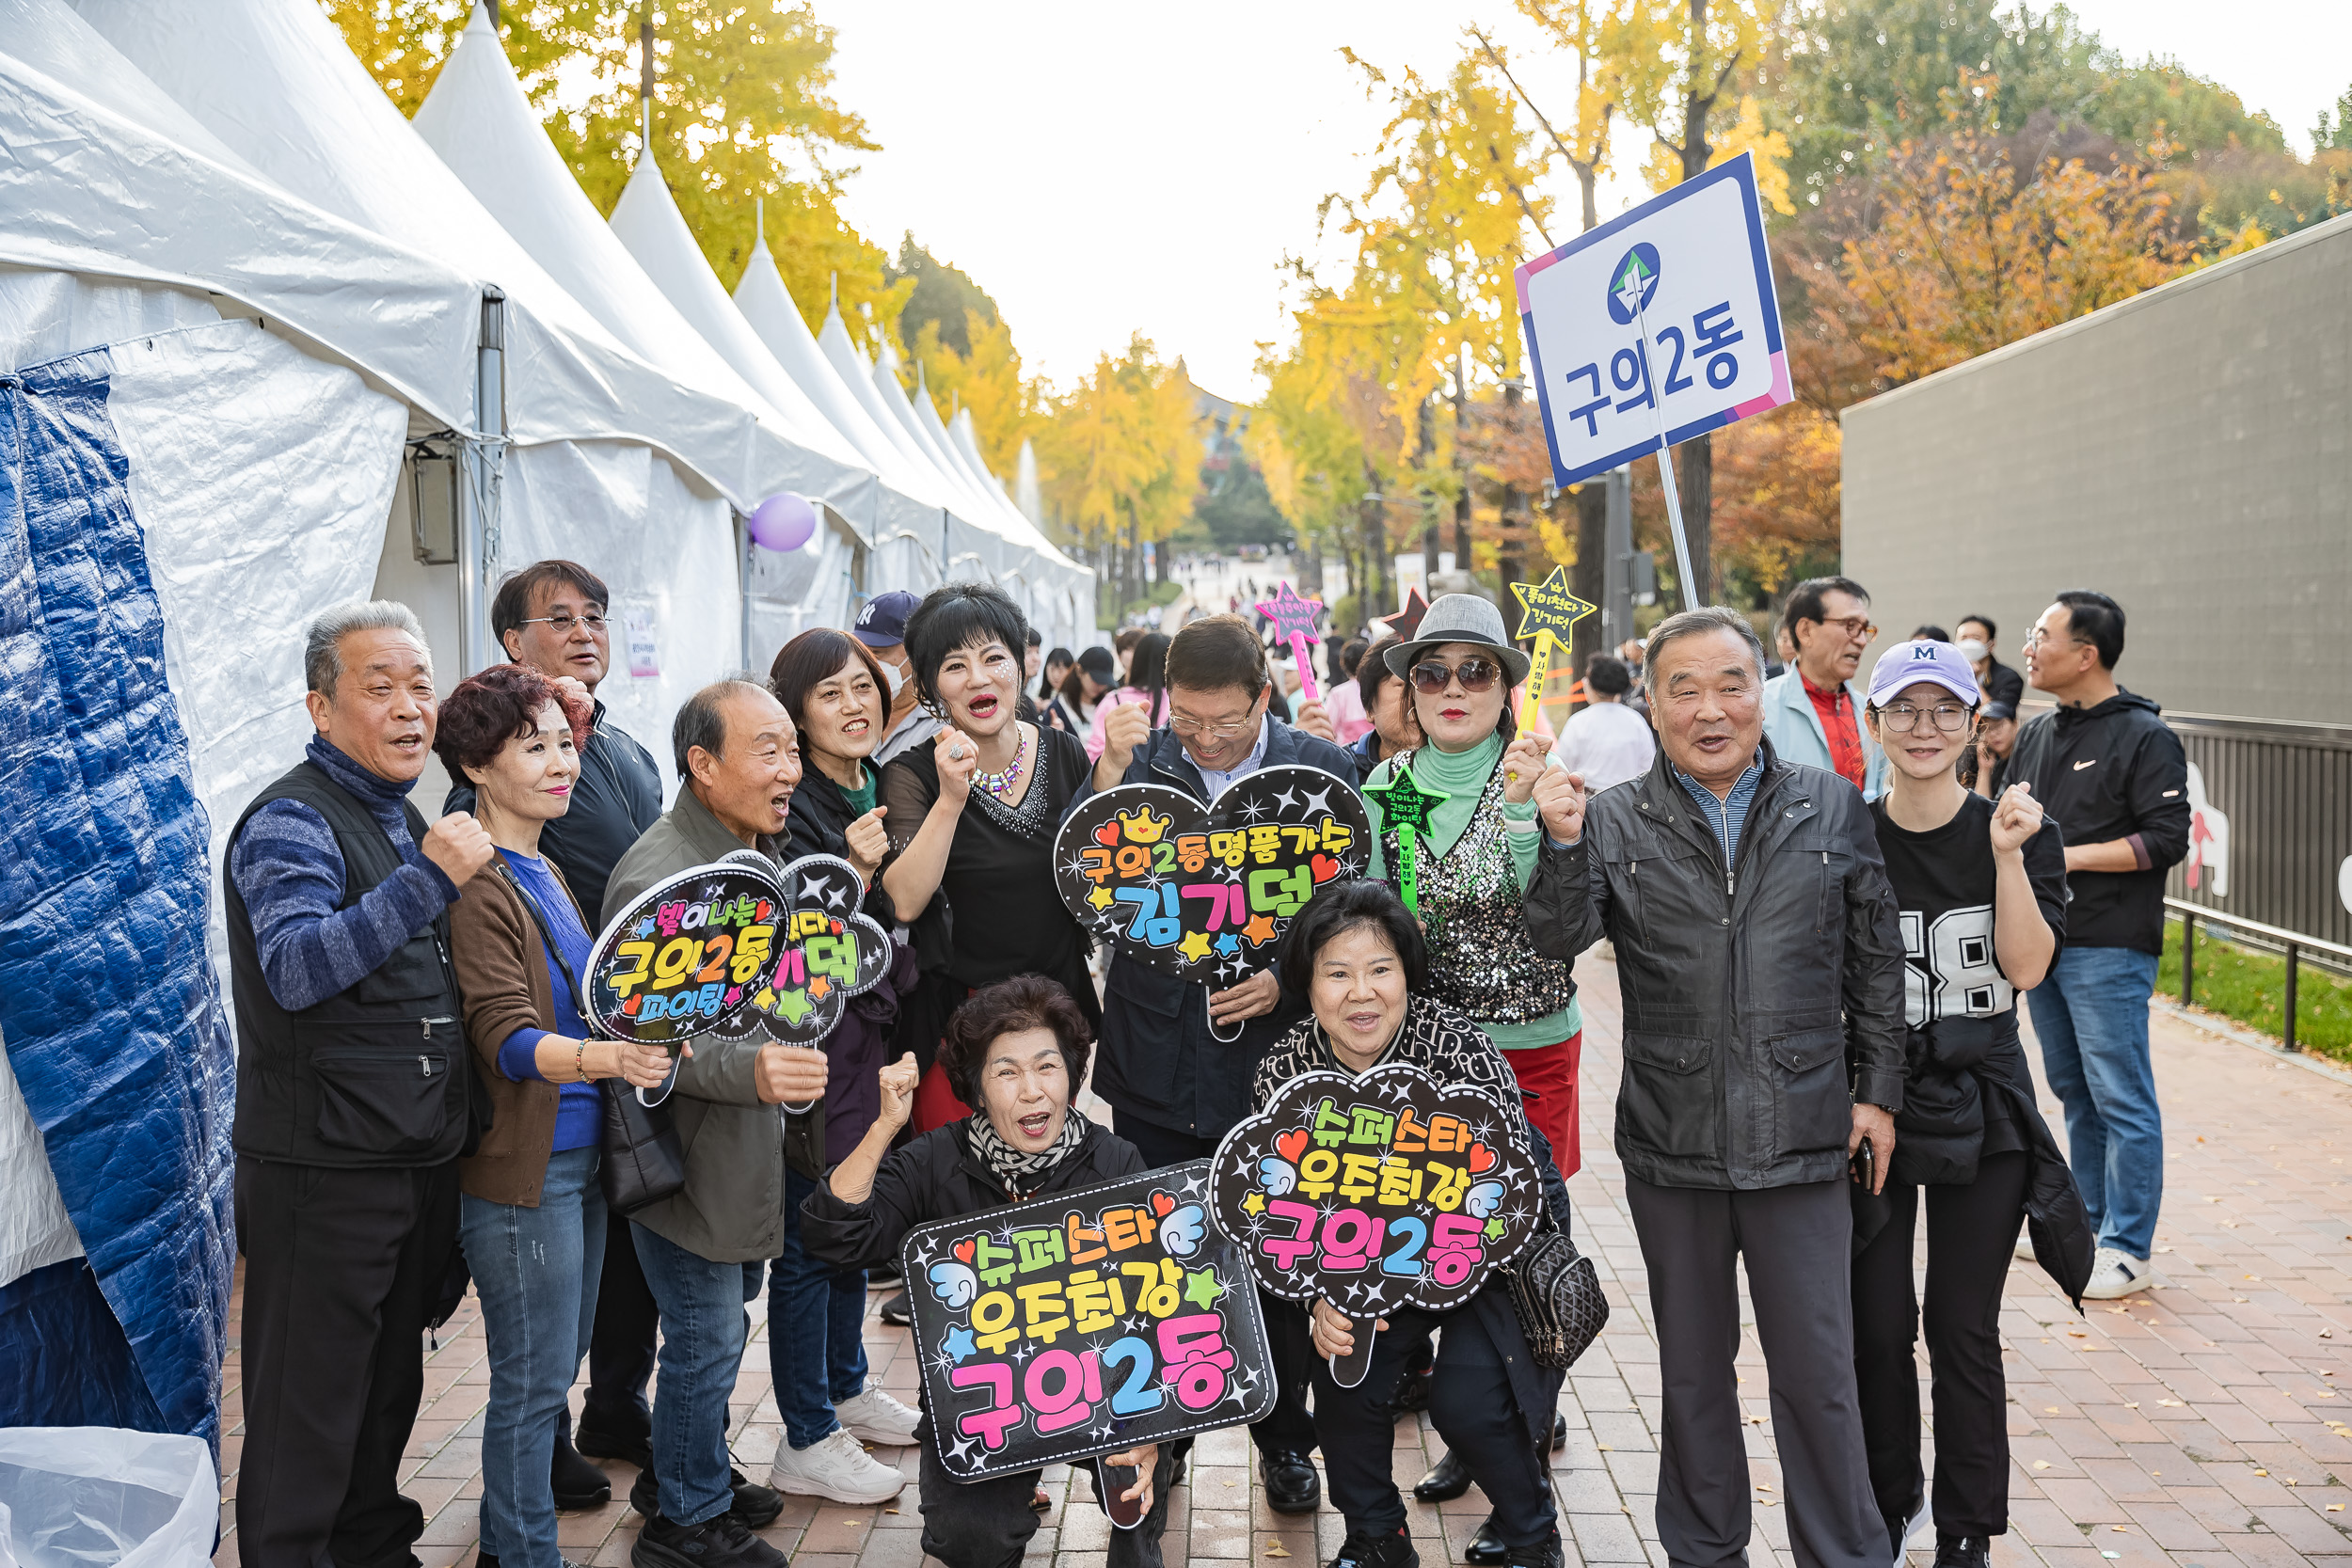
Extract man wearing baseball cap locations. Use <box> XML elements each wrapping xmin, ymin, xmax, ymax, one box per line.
<box><xmin>852</xmin><ymin>591</ymin><xmax>940</xmax><ymax>767</ymax></box>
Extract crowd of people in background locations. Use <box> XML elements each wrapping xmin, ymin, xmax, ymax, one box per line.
<box><xmin>221</xmin><ymin>556</ymin><xmax>2189</xmax><ymax>1568</ymax></box>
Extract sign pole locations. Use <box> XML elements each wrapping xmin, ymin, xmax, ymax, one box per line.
<box><xmin>1517</xmin><ymin>634</ymin><xmax>1557</xmax><ymax>733</ymax></box>
<box><xmin>1631</xmin><ymin>292</ymin><xmax>1699</xmax><ymax>610</ymax></box>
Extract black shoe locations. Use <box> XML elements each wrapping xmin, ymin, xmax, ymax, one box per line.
<box><xmin>1412</xmin><ymin>1448</ymin><xmax>1470</xmax><ymax>1502</ymax></box>
<box><xmin>1550</xmin><ymin>1413</ymin><xmax>1567</xmax><ymax>1451</ymax></box>
<box><xmin>1931</xmin><ymin>1535</ymin><xmax>1990</xmax><ymax>1568</ymax></box>
<box><xmin>1030</xmin><ymin>1483</ymin><xmax>1053</xmax><ymax>1513</ymax></box>
<box><xmin>552</xmin><ymin>1431</ymin><xmax>612</xmax><ymax>1510</ymax></box>
<box><xmin>1464</xmin><ymin>1512</ymin><xmax>1506</xmax><ymax>1565</ymax></box>
<box><xmin>629</xmin><ymin>1468</ymin><xmax>782</xmax><ymax>1530</ymax></box>
<box><xmin>866</xmin><ymin>1258</ymin><xmax>902</xmax><ymax>1282</ymax></box>
<box><xmin>630</xmin><ymin>1511</ymin><xmax>786</xmax><ymax>1568</ymax></box>
<box><xmin>1261</xmin><ymin>1448</ymin><xmax>1321</xmax><ymax>1513</ymax></box>
<box><xmin>877</xmin><ymin>1291</ymin><xmax>912</xmax><ymax>1327</ymax></box>
<box><xmin>575</xmin><ymin>1418</ymin><xmax>655</xmax><ymax>1473</ymax></box>
<box><xmin>1391</xmin><ymin>1365</ymin><xmax>1432</xmax><ymax>1415</ymax></box>
<box><xmin>1503</xmin><ymin>1531</ymin><xmax>1564</xmax><ymax>1568</ymax></box>
<box><xmin>476</xmin><ymin>1556</ymin><xmax>498</xmax><ymax>1568</ymax></box>
<box><xmin>1328</xmin><ymin>1526</ymin><xmax>1418</xmax><ymax>1568</ymax></box>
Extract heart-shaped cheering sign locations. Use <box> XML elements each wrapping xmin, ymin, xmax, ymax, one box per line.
<box><xmin>585</xmin><ymin>851</ymin><xmax>890</xmax><ymax>1046</ymax></box>
<box><xmin>1209</xmin><ymin>1063</ymin><xmax>1542</xmax><ymax>1386</ymax></box>
<box><xmin>1053</xmin><ymin>764</ymin><xmax>1371</xmax><ymax>983</ymax></box>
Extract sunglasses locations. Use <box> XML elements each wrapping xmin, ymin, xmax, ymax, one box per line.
<box><xmin>1410</xmin><ymin>657</ymin><xmax>1502</xmax><ymax>695</ymax></box>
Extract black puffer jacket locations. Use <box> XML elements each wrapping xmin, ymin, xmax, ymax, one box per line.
<box><xmin>1523</xmin><ymin>740</ymin><xmax>1906</xmax><ymax>1190</ymax></box>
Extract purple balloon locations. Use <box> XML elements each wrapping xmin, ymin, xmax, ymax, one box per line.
<box><xmin>747</xmin><ymin>492</ymin><xmax>818</xmax><ymax>552</ymax></box>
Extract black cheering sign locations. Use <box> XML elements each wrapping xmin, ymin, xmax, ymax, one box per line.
<box><xmin>1210</xmin><ymin>1064</ymin><xmax>1543</xmax><ymax>1386</ymax></box>
<box><xmin>584</xmin><ymin>851</ymin><xmax>892</xmax><ymax>1047</ymax></box>
<box><xmin>899</xmin><ymin>1160</ymin><xmax>1276</xmax><ymax>1483</ymax></box>
<box><xmin>1053</xmin><ymin>765</ymin><xmax>1372</xmax><ymax>984</ymax></box>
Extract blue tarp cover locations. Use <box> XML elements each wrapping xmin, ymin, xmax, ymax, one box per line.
<box><xmin>0</xmin><ymin>353</ymin><xmax>235</xmax><ymax>1443</ymax></box>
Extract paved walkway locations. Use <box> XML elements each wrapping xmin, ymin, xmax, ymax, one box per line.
<box><xmin>211</xmin><ymin>958</ymin><xmax>2352</xmax><ymax>1568</ymax></box>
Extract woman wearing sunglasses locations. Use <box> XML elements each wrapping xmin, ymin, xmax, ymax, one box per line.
<box><xmin>1360</xmin><ymin>595</ymin><xmax>1580</xmax><ymax>1556</ymax></box>
<box><xmin>1850</xmin><ymin>640</ymin><xmax>2090</xmax><ymax>1568</ymax></box>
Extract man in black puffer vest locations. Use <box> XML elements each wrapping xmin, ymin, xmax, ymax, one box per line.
<box><xmin>226</xmin><ymin>602</ymin><xmax>495</xmax><ymax>1568</ymax></box>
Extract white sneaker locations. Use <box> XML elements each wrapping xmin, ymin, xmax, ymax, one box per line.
<box><xmin>2013</xmin><ymin>1232</ymin><xmax>2037</xmax><ymax>1262</ymax></box>
<box><xmin>768</xmin><ymin>1427</ymin><xmax>907</xmax><ymax>1504</ymax></box>
<box><xmin>833</xmin><ymin>1383</ymin><xmax>920</xmax><ymax>1446</ymax></box>
<box><xmin>2080</xmin><ymin>1247</ymin><xmax>2155</xmax><ymax>1300</ymax></box>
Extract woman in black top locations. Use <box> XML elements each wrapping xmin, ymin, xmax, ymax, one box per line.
<box><xmin>1850</xmin><ymin>641</ymin><xmax>2091</xmax><ymax>1568</ymax></box>
<box><xmin>880</xmin><ymin>585</ymin><xmax>1098</xmax><ymax>1132</ymax></box>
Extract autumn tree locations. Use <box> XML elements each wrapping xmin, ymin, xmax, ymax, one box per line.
<box><xmin>1036</xmin><ymin>338</ymin><xmax>1200</xmax><ymax>620</ymax></box>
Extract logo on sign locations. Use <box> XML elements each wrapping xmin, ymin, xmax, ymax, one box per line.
<box><xmin>1605</xmin><ymin>244</ymin><xmax>1661</xmax><ymax>325</ymax></box>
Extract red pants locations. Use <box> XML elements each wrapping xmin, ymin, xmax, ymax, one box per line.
<box><xmin>1503</xmin><ymin>1030</ymin><xmax>1582</xmax><ymax>1179</ymax></box>
<box><xmin>913</xmin><ymin>1058</ymin><xmax>973</xmax><ymax>1134</ymax></box>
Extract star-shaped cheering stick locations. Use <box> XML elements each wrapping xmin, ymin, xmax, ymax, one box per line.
<box><xmin>1362</xmin><ymin>760</ymin><xmax>1448</xmax><ymax>915</ymax></box>
<box><xmin>1254</xmin><ymin>580</ymin><xmax>1327</xmax><ymax>704</ymax></box>
<box><xmin>1376</xmin><ymin>586</ymin><xmax>1430</xmax><ymax>642</ymax></box>
<box><xmin>1509</xmin><ymin>565</ymin><xmax>1597</xmax><ymax>735</ymax></box>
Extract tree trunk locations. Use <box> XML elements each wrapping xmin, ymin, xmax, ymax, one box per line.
<box><xmin>1677</xmin><ymin>437</ymin><xmax>1714</xmax><ymax>607</ymax></box>
<box><xmin>1572</xmin><ymin>481</ymin><xmax>1607</xmax><ymax>674</ymax></box>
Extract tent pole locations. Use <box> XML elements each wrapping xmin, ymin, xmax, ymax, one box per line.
<box><xmin>460</xmin><ymin>287</ymin><xmax>507</xmax><ymax>676</ymax></box>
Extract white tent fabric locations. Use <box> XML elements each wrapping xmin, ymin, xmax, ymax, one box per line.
<box><xmin>1016</xmin><ymin>437</ymin><xmax>1043</xmax><ymax>524</ymax></box>
<box><xmin>413</xmin><ymin>6</ymin><xmax>870</xmax><ymax>512</ymax></box>
<box><xmin>2</xmin><ymin>0</ymin><xmax>480</xmax><ymax>426</ymax></box>
<box><xmin>66</xmin><ymin>0</ymin><xmax>763</xmax><ymax>502</ymax></box>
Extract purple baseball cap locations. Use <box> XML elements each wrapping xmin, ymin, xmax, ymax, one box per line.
<box><xmin>1868</xmin><ymin>640</ymin><xmax>1981</xmax><ymax>707</ymax></box>
<box><xmin>852</xmin><ymin>590</ymin><xmax>923</xmax><ymax>648</ymax></box>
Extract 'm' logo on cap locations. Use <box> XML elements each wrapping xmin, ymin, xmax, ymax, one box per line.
<box><xmin>1911</xmin><ymin>644</ymin><xmax>1938</xmax><ymax>658</ymax></box>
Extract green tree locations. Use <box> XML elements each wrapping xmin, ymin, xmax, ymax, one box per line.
<box><xmin>2318</xmin><ymin>83</ymin><xmax>2352</xmax><ymax>151</ymax></box>
<box><xmin>890</xmin><ymin>236</ymin><xmax>1001</xmax><ymax>359</ymax></box>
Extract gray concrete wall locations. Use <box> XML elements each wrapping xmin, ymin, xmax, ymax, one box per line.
<box><xmin>1840</xmin><ymin>211</ymin><xmax>2352</xmax><ymax>725</ymax></box>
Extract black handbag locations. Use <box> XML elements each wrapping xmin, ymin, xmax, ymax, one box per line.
<box><xmin>492</xmin><ymin>860</ymin><xmax>686</xmax><ymax>1216</ymax></box>
<box><xmin>1502</xmin><ymin>1219</ymin><xmax>1612</xmax><ymax>1372</ymax></box>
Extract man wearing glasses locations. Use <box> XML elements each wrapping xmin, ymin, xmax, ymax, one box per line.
<box><xmin>1076</xmin><ymin>611</ymin><xmax>1355</xmax><ymax>1517</ymax></box>
<box><xmin>1762</xmin><ymin>576</ymin><xmax>1889</xmax><ymax>800</ymax></box>
<box><xmin>448</xmin><ymin>560</ymin><xmax>667</xmax><ymax>1495</ymax></box>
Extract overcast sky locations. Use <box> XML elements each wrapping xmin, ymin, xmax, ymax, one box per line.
<box><xmin>825</xmin><ymin>1</ymin><xmax>2352</xmax><ymax>399</ymax></box>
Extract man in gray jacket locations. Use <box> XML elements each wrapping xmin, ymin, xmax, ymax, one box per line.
<box><xmin>605</xmin><ymin>679</ymin><xmax>830</xmax><ymax>1568</ymax></box>
<box><xmin>1524</xmin><ymin>607</ymin><xmax>1907</xmax><ymax>1568</ymax></box>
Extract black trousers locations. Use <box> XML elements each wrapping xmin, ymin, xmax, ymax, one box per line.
<box><xmin>233</xmin><ymin>1157</ymin><xmax>459</xmax><ymax>1568</ymax></box>
<box><xmin>1116</xmin><ymin>1115</ymin><xmax>1319</xmax><ymax>1459</ymax></box>
<box><xmin>580</xmin><ymin>1203</ymin><xmax>660</xmax><ymax>1439</ymax></box>
<box><xmin>1312</xmin><ymin>1299</ymin><xmax>1556</xmax><ymax>1546</ymax></box>
<box><xmin>1851</xmin><ymin>1151</ymin><xmax>2029</xmax><ymax>1542</ymax></box>
<box><xmin>916</xmin><ymin>1430</ymin><xmax>1174</xmax><ymax>1568</ymax></box>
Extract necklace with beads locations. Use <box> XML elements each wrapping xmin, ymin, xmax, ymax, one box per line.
<box><xmin>974</xmin><ymin>726</ymin><xmax>1029</xmax><ymax>800</ymax></box>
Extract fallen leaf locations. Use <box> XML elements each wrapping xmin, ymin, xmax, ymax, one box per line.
<box><xmin>2159</xmin><ymin>1399</ymin><xmax>2183</xmax><ymax>1407</ymax></box>
<box><xmin>2158</xmin><ymin>1246</ymin><xmax>2175</xmax><ymax>1254</ymax></box>
<box><xmin>2330</xmin><ymin>1505</ymin><xmax>2345</xmax><ymax>1513</ymax></box>
<box><xmin>1222</xmin><ymin>1480</ymin><xmax>1237</xmax><ymax>1488</ymax></box>
<box><xmin>2126</xmin><ymin>1402</ymin><xmax>2140</xmax><ymax>1409</ymax></box>
<box><xmin>1759</xmin><ymin>1499</ymin><xmax>1777</xmax><ymax>1508</ymax></box>
<box><xmin>2070</xmin><ymin>1330</ymin><xmax>2089</xmax><ymax>1338</ymax></box>
<box><xmin>884</xmin><ymin>1508</ymin><xmax>898</xmax><ymax>1515</ymax></box>
<box><xmin>1265</xmin><ymin>1545</ymin><xmax>1292</xmax><ymax>1560</ymax></box>
<box><xmin>1597</xmin><ymin>1445</ymin><xmax>1613</xmax><ymax>1451</ymax></box>
<box><xmin>2046</xmin><ymin>1406</ymin><xmax>2062</xmax><ymax>1415</ymax></box>
<box><xmin>2033</xmin><ymin>1460</ymin><xmax>2051</xmax><ymax>1469</ymax></box>
<box><xmin>2255</xmin><ymin>1468</ymin><xmax>2269</xmax><ymax>1476</ymax></box>
<box><xmin>2112</xmin><ymin>1526</ymin><xmax>2130</xmax><ymax>1533</ymax></box>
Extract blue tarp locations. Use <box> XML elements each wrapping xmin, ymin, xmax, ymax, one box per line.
<box><xmin>0</xmin><ymin>353</ymin><xmax>236</xmax><ymax>1445</ymax></box>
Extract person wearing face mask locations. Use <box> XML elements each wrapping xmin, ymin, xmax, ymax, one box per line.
<box><xmin>1953</xmin><ymin>615</ymin><xmax>2025</xmax><ymax>715</ymax></box>
<box><xmin>436</xmin><ymin>666</ymin><xmax>675</xmax><ymax>1568</ymax></box>
<box><xmin>880</xmin><ymin>585</ymin><xmax>1101</xmax><ymax>1138</ymax></box>
<box><xmin>1255</xmin><ymin>881</ymin><xmax>1578</xmax><ymax>1568</ymax></box>
<box><xmin>852</xmin><ymin>591</ymin><xmax>939</xmax><ymax>768</ymax></box>
<box><xmin>800</xmin><ymin>978</ymin><xmax>1172</xmax><ymax>1567</ymax></box>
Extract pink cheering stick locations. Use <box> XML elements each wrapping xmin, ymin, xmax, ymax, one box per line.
<box><xmin>1254</xmin><ymin>581</ymin><xmax>1326</xmax><ymax>704</ymax></box>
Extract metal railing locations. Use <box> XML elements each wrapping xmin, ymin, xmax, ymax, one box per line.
<box><xmin>2167</xmin><ymin>896</ymin><xmax>2352</xmax><ymax>1053</ymax></box>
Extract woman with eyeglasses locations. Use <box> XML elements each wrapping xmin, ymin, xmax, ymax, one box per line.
<box><xmin>880</xmin><ymin>585</ymin><xmax>1101</xmax><ymax>1135</ymax></box>
<box><xmin>1850</xmin><ymin>641</ymin><xmax>2090</xmax><ymax>1568</ymax></box>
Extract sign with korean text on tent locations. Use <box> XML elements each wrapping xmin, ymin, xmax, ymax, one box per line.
<box><xmin>899</xmin><ymin>1159</ymin><xmax>1276</xmax><ymax>1488</ymax></box>
<box><xmin>1515</xmin><ymin>151</ymin><xmax>1790</xmax><ymax>604</ymax></box>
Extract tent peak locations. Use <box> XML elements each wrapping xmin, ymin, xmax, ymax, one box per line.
<box><xmin>637</xmin><ymin>97</ymin><xmax>654</xmax><ymax>167</ymax></box>
<box><xmin>464</xmin><ymin>1</ymin><xmax>494</xmax><ymax>38</ymax></box>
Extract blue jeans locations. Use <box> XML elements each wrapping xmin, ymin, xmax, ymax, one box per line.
<box><xmin>768</xmin><ymin>1165</ymin><xmax>869</xmax><ymax>1450</ymax></box>
<box><xmin>630</xmin><ymin>1220</ymin><xmax>763</xmax><ymax>1527</ymax></box>
<box><xmin>2026</xmin><ymin>945</ymin><xmax>2163</xmax><ymax>1258</ymax></box>
<box><xmin>459</xmin><ymin>1147</ymin><xmax>606</xmax><ymax>1568</ymax></box>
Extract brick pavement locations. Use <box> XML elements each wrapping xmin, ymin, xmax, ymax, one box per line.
<box><xmin>210</xmin><ymin>957</ymin><xmax>2352</xmax><ymax>1568</ymax></box>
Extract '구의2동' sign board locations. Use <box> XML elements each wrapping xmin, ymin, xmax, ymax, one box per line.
<box><xmin>1515</xmin><ymin>152</ymin><xmax>1790</xmax><ymax>491</ymax></box>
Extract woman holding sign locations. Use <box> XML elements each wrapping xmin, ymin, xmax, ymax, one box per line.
<box><xmin>880</xmin><ymin>585</ymin><xmax>1101</xmax><ymax>1133</ymax></box>
<box><xmin>1363</xmin><ymin>594</ymin><xmax>1583</xmax><ymax>1177</ymax></box>
<box><xmin>801</xmin><ymin>977</ymin><xmax>1173</xmax><ymax>1568</ymax></box>
<box><xmin>1254</xmin><ymin>880</ymin><xmax>1574</xmax><ymax>1568</ymax></box>
<box><xmin>435</xmin><ymin>666</ymin><xmax>675</xmax><ymax>1568</ymax></box>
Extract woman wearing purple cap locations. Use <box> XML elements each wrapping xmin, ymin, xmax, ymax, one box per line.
<box><xmin>1849</xmin><ymin>640</ymin><xmax>2091</xmax><ymax>1568</ymax></box>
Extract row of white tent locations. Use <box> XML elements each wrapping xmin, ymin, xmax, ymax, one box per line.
<box><xmin>1</xmin><ymin>0</ymin><xmax>1092</xmax><ymax>819</ymax></box>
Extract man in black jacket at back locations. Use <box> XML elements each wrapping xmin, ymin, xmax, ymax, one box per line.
<box><xmin>2009</xmin><ymin>590</ymin><xmax>2188</xmax><ymax>1300</ymax></box>
<box><xmin>445</xmin><ymin>560</ymin><xmax>664</xmax><ymax>1494</ymax></box>
<box><xmin>1071</xmin><ymin>611</ymin><xmax>1355</xmax><ymax>1515</ymax></box>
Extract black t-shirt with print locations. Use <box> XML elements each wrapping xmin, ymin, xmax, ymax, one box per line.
<box><xmin>1868</xmin><ymin>792</ymin><xmax>2068</xmax><ymax>1158</ymax></box>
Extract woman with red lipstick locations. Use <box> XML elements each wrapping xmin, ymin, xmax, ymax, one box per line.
<box><xmin>437</xmin><ymin>665</ymin><xmax>675</xmax><ymax>1568</ymax></box>
<box><xmin>880</xmin><ymin>585</ymin><xmax>1100</xmax><ymax>1133</ymax></box>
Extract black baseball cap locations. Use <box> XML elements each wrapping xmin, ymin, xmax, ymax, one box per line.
<box><xmin>1981</xmin><ymin>699</ymin><xmax>2017</xmax><ymax>721</ymax></box>
<box><xmin>1076</xmin><ymin>645</ymin><xmax>1116</xmax><ymax>682</ymax></box>
<box><xmin>852</xmin><ymin>590</ymin><xmax>922</xmax><ymax>648</ymax></box>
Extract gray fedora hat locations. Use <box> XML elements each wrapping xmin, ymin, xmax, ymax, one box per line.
<box><xmin>1382</xmin><ymin>593</ymin><xmax>1533</xmax><ymax>687</ymax></box>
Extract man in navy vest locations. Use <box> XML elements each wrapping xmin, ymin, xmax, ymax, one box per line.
<box><xmin>226</xmin><ymin>601</ymin><xmax>495</xmax><ymax>1568</ymax></box>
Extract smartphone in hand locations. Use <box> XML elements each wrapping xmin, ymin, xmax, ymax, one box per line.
<box><xmin>1851</xmin><ymin>1136</ymin><xmax>1875</xmax><ymax>1191</ymax></box>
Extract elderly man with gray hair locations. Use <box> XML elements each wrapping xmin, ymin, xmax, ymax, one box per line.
<box><xmin>1521</xmin><ymin>606</ymin><xmax>1908</xmax><ymax>1568</ymax></box>
<box><xmin>224</xmin><ymin>600</ymin><xmax>496</xmax><ymax>1568</ymax></box>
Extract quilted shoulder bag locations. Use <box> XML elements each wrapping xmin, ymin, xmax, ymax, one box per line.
<box><xmin>1502</xmin><ymin>1218</ymin><xmax>1611</xmax><ymax>1371</ymax></box>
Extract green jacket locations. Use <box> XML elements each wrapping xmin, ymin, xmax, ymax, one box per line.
<box><xmin>605</xmin><ymin>786</ymin><xmax>820</xmax><ymax>1262</ymax></box>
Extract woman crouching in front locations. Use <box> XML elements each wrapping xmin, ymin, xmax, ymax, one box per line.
<box><xmin>799</xmin><ymin>976</ymin><xmax>1174</xmax><ymax>1568</ymax></box>
<box><xmin>1257</xmin><ymin>879</ymin><xmax>1575</xmax><ymax>1568</ymax></box>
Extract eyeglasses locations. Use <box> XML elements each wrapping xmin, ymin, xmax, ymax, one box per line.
<box><xmin>2025</xmin><ymin>628</ymin><xmax>2075</xmax><ymax>650</ymax></box>
<box><xmin>1410</xmin><ymin>657</ymin><xmax>1502</xmax><ymax>695</ymax></box>
<box><xmin>1878</xmin><ymin>702</ymin><xmax>1973</xmax><ymax>735</ymax></box>
<box><xmin>1168</xmin><ymin>709</ymin><xmax>1258</xmax><ymax>741</ymax></box>
<box><xmin>1806</xmin><ymin>614</ymin><xmax>1876</xmax><ymax>640</ymax></box>
<box><xmin>517</xmin><ymin>612</ymin><xmax>608</xmax><ymax>635</ymax></box>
